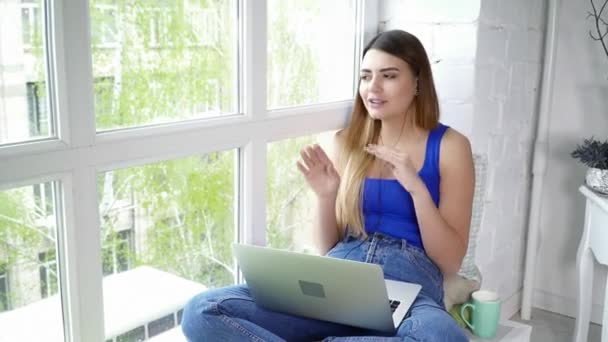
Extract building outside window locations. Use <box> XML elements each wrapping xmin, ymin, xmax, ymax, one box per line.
<box><xmin>21</xmin><ymin>0</ymin><xmax>41</xmax><ymax>49</ymax></box>
<box><xmin>38</xmin><ymin>250</ymin><xmax>58</xmax><ymax>298</ymax></box>
<box><xmin>0</xmin><ymin>264</ymin><xmax>9</xmax><ymax>312</ymax></box>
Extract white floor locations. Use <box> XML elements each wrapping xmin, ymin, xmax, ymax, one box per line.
<box><xmin>511</xmin><ymin>308</ymin><xmax>602</xmax><ymax>342</ymax></box>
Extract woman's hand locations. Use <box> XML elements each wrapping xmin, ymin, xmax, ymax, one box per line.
<box><xmin>297</xmin><ymin>144</ymin><xmax>340</xmax><ymax>199</ymax></box>
<box><xmin>364</xmin><ymin>144</ymin><xmax>425</xmax><ymax>195</ymax></box>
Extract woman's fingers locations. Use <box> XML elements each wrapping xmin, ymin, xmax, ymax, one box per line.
<box><xmin>296</xmin><ymin>160</ymin><xmax>308</xmax><ymax>174</ymax></box>
<box><xmin>300</xmin><ymin>145</ymin><xmax>337</xmax><ymax>178</ymax></box>
<box><xmin>365</xmin><ymin>144</ymin><xmax>401</xmax><ymax>167</ymax></box>
<box><xmin>313</xmin><ymin>144</ymin><xmax>332</xmax><ymax>165</ymax></box>
<box><xmin>306</xmin><ymin>145</ymin><xmax>322</xmax><ymax>165</ymax></box>
<box><xmin>300</xmin><ymin>148</ymin><xmax>315</xmax><ymax>168</ymax></box>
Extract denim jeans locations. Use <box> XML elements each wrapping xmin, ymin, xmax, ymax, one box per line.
<box><xmin>181</xmin><ymin>232</ymin><xmax>468</xmax><ymax>341</ymax></box>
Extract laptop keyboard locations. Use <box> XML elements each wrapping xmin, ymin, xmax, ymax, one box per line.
<box><xmin>389</xmin><ymin>300</ymin><xmax>401</xmax><ymax>313</ymax></box>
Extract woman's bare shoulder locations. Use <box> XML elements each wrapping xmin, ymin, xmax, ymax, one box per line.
<box><xmin>439</xmin><ymin>127</ymin><xmax>473</xmax><ymax>170</ymax></box>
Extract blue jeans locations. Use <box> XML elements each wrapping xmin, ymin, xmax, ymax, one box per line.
<box><xmin>181</xmin><ymin>232</ymin><xmax>468</xmax><ymax>341</ymax></box>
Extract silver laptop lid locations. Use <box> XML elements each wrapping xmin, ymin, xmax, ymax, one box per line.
<box><xmin>233</xmin><ymin>243</ymin><xmax>399</xmax><ymax>333</ymax></box>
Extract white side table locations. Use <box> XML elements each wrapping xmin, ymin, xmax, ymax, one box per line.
<box><xmin>574</xmin><ymin>185</ymin><xmax>608</xmax><ymax>342</ymax></box>
<box><xmin>465</xmin><ymin>320</ymin><xmax>532</xmax><ymax>341</ymax></box>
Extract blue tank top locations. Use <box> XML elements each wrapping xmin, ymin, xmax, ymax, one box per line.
<box><xmin>362</xmin><ymin>123</ymin><xmax>449</xmax><ymax>250</ymax></box>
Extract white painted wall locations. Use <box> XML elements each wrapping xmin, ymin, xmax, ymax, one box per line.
<box><xmin>380</xmin><ymin>0</ymin><xmax>547</xmax><ymax>319</ymax></box>
<box><xmin>533</xmin><ymin>0</ymin><xmax>608</xmax><ymax>325</ymax></box>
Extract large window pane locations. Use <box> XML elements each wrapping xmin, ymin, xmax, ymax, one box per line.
<box><xmin>266</xmin><ymin>131</ymin><xmax>335</xmax><ymax>253</ymax></box>
<box><xmin>0</xmin><ymin>181</ymin><xmax>65</xmax><ymax>341</ymax></box>
<box><xmin>268</xmin><ymin>0</ymin><xmax>356</xmax><ymax>109</ymax></box>
<box><xmin>91</xmin><ymin>0</ymin><xmax>238</xmax><ymax>131</ymax></box>
<box><xmin>98</xmin><ymin>150</ymin><xmax>236</xmax><ymax>340</ymax></box>
<box><xmin>0</xmin><ymin>0</ymin><xmax>54</xmax><ymax>145</ymax></box>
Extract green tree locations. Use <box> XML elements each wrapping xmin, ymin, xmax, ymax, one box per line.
<box><xmin>0</xmin><ymin>186</ymin><xmax>57</xmax><ymax>308</ymax></box>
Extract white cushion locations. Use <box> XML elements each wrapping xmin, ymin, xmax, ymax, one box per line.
<box><xmin>458</xmin><ymin>153</ymin><xmax>486</xmax><ymax>283</ymax></box>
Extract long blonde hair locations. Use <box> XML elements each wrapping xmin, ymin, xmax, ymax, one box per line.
<box><xmin>335</xmin><ymin>30</ymin><xmax>440</xmax><ymax>238</ymax></box>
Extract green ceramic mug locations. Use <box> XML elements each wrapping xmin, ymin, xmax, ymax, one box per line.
<box><xmin>460</xmin><ymin>290</ymin><xmax>501</xmax><ymax>338</ymax></box>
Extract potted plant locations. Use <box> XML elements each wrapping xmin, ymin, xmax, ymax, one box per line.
<box><xmin>571</xmin><ymin>138</ymin><xmax>608</xmax><ymax>194</ymax></box>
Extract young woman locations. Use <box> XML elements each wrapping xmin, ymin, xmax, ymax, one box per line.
<box><xmin>181</xmin><ymin>29</ymin><xmax>475</xmax><ymax>342</ymax></box>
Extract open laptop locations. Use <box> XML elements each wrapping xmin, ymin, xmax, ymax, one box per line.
<box><xmin>233</xmin><ymin>243</ymin><xmax>421</xmax><ymax>333</ymax></box>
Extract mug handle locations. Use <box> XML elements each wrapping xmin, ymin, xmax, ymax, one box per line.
<box><xmin>460</xmin><ymin>303</ymin><xmax>475</xmax><ymax>331</ymax></box>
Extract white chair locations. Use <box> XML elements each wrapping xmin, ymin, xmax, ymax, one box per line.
<box><xmin>443</xmin><ymin>154</ymin><xmax>532</xmax><ymax>342</ymax></box>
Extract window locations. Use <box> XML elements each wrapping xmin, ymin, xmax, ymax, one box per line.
<box><xmin>188</xmin><ymin>8</ymin><xmax>219</xmax><ymax>46</ymax></box>
<box><xmin>98</xmin><ymin>150</ymin><xmax>237</xmax><ymax>288</ymax></box>
<box><xmin>105</xmin><ymin>310</ymin><xmax>182</xmax><ymax>341</ymax></box>
<box><xmin>90</xmin><ymin>4</ymin><xmax>118</xmax><ymax>47</ymax></box>
<box><xmin>33</xmin><ymin>182</ymin><xmax>54</xmax><ymax>218</ymax></box>
<box><xmin>0</xmin><ymin>0</ymin><xmax>53</xmax><ymax>145</ymax></box>
<box><xmin>268</xmin><ymin>0</ymin><xmax>356</xmax><ymax>109</ymax></box>
<box><xmin>116</xmin><ymin>326</ymin><xmax>145</xmax><ymax>342</ymax></box>
<box><xmin>1</xmin><ymin>0</ymin><xmax>373</xmax><ymax>340</ymax></box>
<box><xmin>39</xmin><ymin>250</ymin><xmax>59</xmax><ymax>298</ymax></box>
<box><xmin>20</xmin><ymin>0</ymin><xmax>42</xmax><ymax>48</ymax></box>
<box><xmin>102</xmin><ymin>228</ymin><xmax>134</xmax><ymax>276</ymax></box>
<box><xmin>266</xmin><ymin>131</ymin><xmax>336</xmax><ymax>253</ymax></box>
<box><xmin>147</xmin><ymin>313</ymin><xmax>175</xmax><ymax>338</ymax></box>
<box><xmin>0</xmin><ymin>182</ymin><xmax>64</xmax><ymax>341</ymax></box>
<box><xmin>0</xmin><ymin>264</ymin><xmax>9</xmax><ymax>312</ymax></box>
<box><xmin>91</xmin><ymin>0</ymin><xmax>239</xmax><ymax>131</ymax></box>
<box><xmin>26</xmin><ymin>82</ymin><xmax>49</xmax><ymax>136</ymax></box>
<box><xmin>98</xmin><ymin>150</ymin><xmax>237</xmax><ymax>338</ymax></box>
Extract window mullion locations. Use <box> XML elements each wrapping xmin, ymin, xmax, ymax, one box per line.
<box><xmin>59</xmin><ymin>0</ymin><xmax>96</xmax><ymax>148</ymax></box>
<box><xmin>354</xmin><ymin>0</ymin><xmax>380</xmax><ymax>96</ymax></box>
<box><xmin>241</xmin><ymin>0</ymin><xmax>268</xmax><ymax>246</ymax></box>
<box><xmin>240</xmin><ymin>139</ymin><xmax>267</xmax><ymax>248</ymax></box>
<box><xmin>58</xmin><ymin>1</ymin><xmax>103</xmax><ymax>339</ymax></box>
<box><xmin>242</xmin><ymin>0</ymin><xmax>267</xmax><ymax>120</ymax></box>
<box><xmin>62</xmin><ymin>167</ymin><xmax>105</xmax><ymax>342</ymax></box>
<box><xmin>52</xmin><ymin>0</ymin><xmax>102</xmax><ymax>341</ymax></box>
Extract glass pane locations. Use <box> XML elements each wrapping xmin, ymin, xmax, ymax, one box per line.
<box><xmin>266</xmin><ymin>131</ymin><xmax>336</xmax><ymax>252</ymax></box>
<box><xmin>0</xmin><ymin>0</ymin><xmax>54</xmax><ymax>145</ymax></box>
<box><xmin>98</xmin><ymin>150</ymin><xmax>236</xmax><ymax>340</ymax></box>
<box><xmin>0</xmin><ymin>181</ymin><xmax>65</xmax><ymax>341</ymax></box>
<box><xmin>90</xmin><ymin>0</ymin><xmax>238</xmax><ymax>131</ymax></box>
<box><xmin>268</xmin><ymin>0</ymin><xmax>356</xmax><ymax>109</ymax></box>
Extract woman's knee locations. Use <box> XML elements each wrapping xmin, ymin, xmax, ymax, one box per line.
<box><xmin>181</xmin><ymin>291</ymin><xmax>219</xmax><ymax>340</ymax></box>
<box><xmin>400</xmin><ymin>308</ymin><xmax>468</xmax><ymax>342</ymax></box>
<box><xmin>181</xmin><ymin>285</ymin><xmax>251</xmax><ymax>340</ymax></box>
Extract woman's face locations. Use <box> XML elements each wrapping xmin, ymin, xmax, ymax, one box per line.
<box><xmin>358</xmin><ymin>49</ymin><xmax>417</xmax><ymax>121</ymax></box>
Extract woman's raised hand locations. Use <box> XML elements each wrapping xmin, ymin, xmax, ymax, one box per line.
<box><xmin>296</xmin><ymin>144</ymin><xmax>340</xmax><ymax>199</ymax></box>
<box><xmin>364</xmin><ymin>144</ymin><xmax>425</xmax><ymax>195</ymax></box>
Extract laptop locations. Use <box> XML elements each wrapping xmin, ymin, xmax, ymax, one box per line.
<box><xmin>233</xmin><ymin>243</ymin><xmax>421</xmax><ymax>333</ymax></box>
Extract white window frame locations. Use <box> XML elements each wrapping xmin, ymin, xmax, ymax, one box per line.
<box><xmin>0</xmin><ymin>0</ymin><xmax>379</xmax><ymax>340</ymax></box>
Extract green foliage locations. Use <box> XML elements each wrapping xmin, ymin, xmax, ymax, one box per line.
<box><xmin>0</xmin><ymin>185</ymin><xmax>57</xmax><ymax>309</ymax></box>
<box><xmin>0</xmin><ymin>188</ymin><xmax>53</xmax><ymax>266</ymax></box>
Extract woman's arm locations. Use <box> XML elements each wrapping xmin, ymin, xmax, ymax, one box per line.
<box><xmin>412</xmin><ymin>129</ymin><xmax>475</xmax><ymax>274</ymax></box>
<box><xmin>297</xmin><ymin>132</ymin><xmax>344</xmax><ymax>255</ymax></box>
<box><xmin>313</xmin><ymin>193</ymin><xmax>340</xmax><ymax>255</ymax></box>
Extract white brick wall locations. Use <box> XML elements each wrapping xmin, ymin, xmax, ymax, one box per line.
<box><xmin>380</xmin><ymin>0</ymin><xmax>546</xmax><ymax>317</ymax></box>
